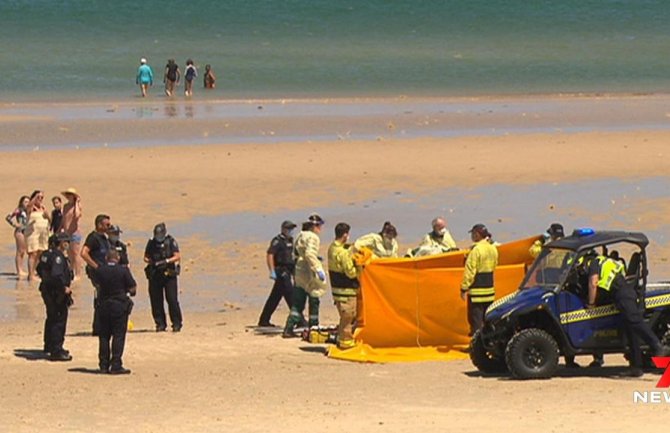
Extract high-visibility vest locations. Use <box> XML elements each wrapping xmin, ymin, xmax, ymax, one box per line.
<box><xmin>594</xmin><ymin>256</ymin><xmax>625</xmax><ymax>292</ymax></box>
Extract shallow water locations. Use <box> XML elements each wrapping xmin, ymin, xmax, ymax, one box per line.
<box><xmin>2</xmin><ymin>0</ymin><xmax>670</xmax><ymax>101</ymax></box>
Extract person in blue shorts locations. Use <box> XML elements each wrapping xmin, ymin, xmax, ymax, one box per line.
<box><xmin>136</xmin><ymin>58</ymin><xmax>153</xmax><ymax>97</ymax></box>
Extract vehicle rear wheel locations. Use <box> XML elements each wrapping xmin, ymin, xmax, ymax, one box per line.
<box><xmin>505</xmin><ymin>328</ymin><xmax>559</xmax><ymax>379</ymax></box>
<box><xmin>470</xmin><ymin>330</ymin><xmax>507</xmax><ymax>373</ymax></box>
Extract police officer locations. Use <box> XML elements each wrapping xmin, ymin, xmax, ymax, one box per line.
<box><xmin>460</xmin><ymin>224</ymin><xmax>498</xmax><ymax>336</ymax></box>
<box><xmin>282</xmin><ymin>214</ymin><xmax>327</xmax><ymax>337</ymax></box>
<box><xmin>258</xmin><ymin>220</ymin><xmax>297</xmax><ymax>327</ymax></box>
<box><xmin>95</xmin><ymin>249</ymin><xmax>137</xmax><ymax>374</ymax></box>
<box><xmin>328</xmin><ymin>222</ymin><xmax>359</xmax><ymax>349</ymax></box>
<box><xmin>81</xmin><ymin>214</ymin><xmax>112</xmax><ymax>335</ymax></box>
<box><xmin>529</xmin><ymin>223</ymin><xmax>565</xmax><ymax>259</ymax></box>
<box><xmin>108</xmin><ymin>225</ymin><xmax>129</xmax><ymax>266</ymax></box>
<box><xmin>37</xmin><ymin>233</ymin><xmax>74</xmax><ymax>361</ymax></box>
<box><xmin>144</xmin><ymin>222</ymin><xmax>182</xmax><ymax>332</ymax></box>
<box><xmin>586</xmin><ymin>254</ymin><xmax>670</xmax><ymax>377</ymax></box>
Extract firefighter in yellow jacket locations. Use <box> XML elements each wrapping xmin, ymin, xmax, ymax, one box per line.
<box><xmin>353</xmin><ymin>221</ymin><xmax>398</xmax><ymax>259</ymax></box>
<box><xmin>328</xmin><ymin>222</ymin><xmax>359</xmax><ymax>349</ymax></box>
<box><xmin>460</xmin><ymin>224</ymin><xmax>498</xmax><ymax>336</ymax></box>
<box><xmin>282</xmin><ymin>214</ymin><xmax>327</xmax><ymax>337</ymax></box>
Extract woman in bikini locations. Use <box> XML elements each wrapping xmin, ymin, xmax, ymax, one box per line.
<box><xmin>5</xmin><ymin>195</ymin><xmax>30</xmax><ymax>278</ymax></box>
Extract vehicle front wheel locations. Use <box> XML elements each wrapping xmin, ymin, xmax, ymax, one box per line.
<box><xmin>505</xmin><ymin>328</ymin><xmax>559</xmax><ymax>380</ymax></box>
<box><xmin>470</xmin><ymin>330</ymin><xmax>507</xmax><ymax>374</ymax></box>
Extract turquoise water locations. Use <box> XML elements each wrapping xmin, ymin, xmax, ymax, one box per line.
<box><xmin>1</xmin><ymin>0</ymin><xmax>669</xmax><ymax>102</ymax></box>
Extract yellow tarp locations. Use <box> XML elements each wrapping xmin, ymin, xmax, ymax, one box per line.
<box><xmin>329</xmin><ymin>236</ymin><xmax>539</xmax><ymax>363</ymax></box>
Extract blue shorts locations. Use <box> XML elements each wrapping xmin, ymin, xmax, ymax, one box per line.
<box><xmin>71</xmin><ymin>233</ymin><xmax>82</xmax><ymax>243</ymax></box>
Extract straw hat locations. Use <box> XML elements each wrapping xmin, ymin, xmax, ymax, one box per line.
<box><xmin>61</xmin><ymin>187</ymin><xmax>80</xmax><ymax>198</ymax></box>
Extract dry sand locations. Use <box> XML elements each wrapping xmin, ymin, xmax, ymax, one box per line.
<box><xmin>1</xmin><ymin>95</ymin><xmax>670</xmax><ymax>432</ymax></box>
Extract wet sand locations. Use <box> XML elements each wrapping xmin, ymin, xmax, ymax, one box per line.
<box><xmin>1</xmin><ymin>95</ymin><xmax>670</xmax><ymax>432</ymax></box>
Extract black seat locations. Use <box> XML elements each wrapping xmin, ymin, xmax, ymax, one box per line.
<box><xmin>627</xmin><ymin>252</ymin><xmax>641</xmax><ymax>278</ymax></box>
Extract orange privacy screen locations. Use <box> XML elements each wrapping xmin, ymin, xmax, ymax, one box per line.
<box><xmin>328</xmin><ymin>236</ymin><xmax>538</xmax><ymax>363</ymax></box>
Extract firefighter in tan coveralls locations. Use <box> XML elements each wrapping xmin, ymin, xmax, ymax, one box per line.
<box><xmin>328</xmin><ymin>223</ymin><xmax>359</xmax><ymax>349</ymax></box>
<box><xmin>282</xmin><ymin>214</ymin><xmax>327</xmax><ymax>338</ymax></box>
<box><xmin>353</xmin><ymin>221</ymin><xmax>399</xmax><ymax>259</ymax></box>
<box><xmin>460</xmin><ymin>224</ymin><xmax>498</xmax><ymax>336</ymax></box>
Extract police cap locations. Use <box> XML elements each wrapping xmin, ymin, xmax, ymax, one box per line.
<box><xmin>108</xmin><ymin>225</ymin><xmax>123</xmax><ymax>234</ymax></box>
<box><xmin>547</xmin><ymin>223</ymin><xmax>564</xmax><ymax>238</ymax></box>
<box><xmin>281</xmin><ymin>220</ymin><xmax>297</xmax><ymax>230</ymax></box>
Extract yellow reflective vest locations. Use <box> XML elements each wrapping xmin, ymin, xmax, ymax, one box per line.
<box><xmin>592</xmin><ymin>255</ymin><xmax>625</xmax><ymax>292</ymax></box>
<box><xmin>327</xmin><ymin>240</ymin><xmax>359</xmax><ymax>300</ymax></box>
<box><xmin>461</xmin><ymin>239</ymin><xmax>499</xmax><ymax>303</ymax></box>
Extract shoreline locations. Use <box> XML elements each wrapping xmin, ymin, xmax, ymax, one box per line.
<box><xmin>2</xmin><ymin>90</ymin><xmax>670</xmax><ymax>108</ymax></box>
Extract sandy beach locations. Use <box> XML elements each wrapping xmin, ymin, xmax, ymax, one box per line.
<box><xmin>1</xmin><ymin>95</ymin><xmax>670</xmax><ymax>432</ymax></box>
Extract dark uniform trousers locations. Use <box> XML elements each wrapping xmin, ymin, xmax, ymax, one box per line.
<box><xmin>258</xmin><ymin>267</ymin><xmax>294</xmax><ymax>324</ymax></box>
<box><xmin>86</xmin><ymin>266</ymin><xmax>102</xmax><ymax>335</ymax></box>
<box><xmin>612</xmin><ymin>276</ymin><xmax>661</xmax><ymax>367</ymax></box>
<box><xmin>97</xmin><ymin>298</ymin><xmax>130</xmax><ymax>370</ymax></box>
<box><xmin>149</xmin><ymin>274</ymin><xmax>182</xmax><ymax>329</ymax></box>
<box><xmin>41</xmin><ymin>286</ymin><xmax>69</xmax><ymax>354</ymax></box>
<box><xmin>467</xmin><ymin>298</ymin><xmax>491</xmax><ymax>336</ymax></box>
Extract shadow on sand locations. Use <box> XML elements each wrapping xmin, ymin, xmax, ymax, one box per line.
<box><xmin>464</xmin><ymin>365</ymin><xmax>662</xmax><ymax>381</ymax></box>
<box><xmin>14</xmin><ymin>348</ymin><xmax>50</xmax><ymax>361</ymax></box>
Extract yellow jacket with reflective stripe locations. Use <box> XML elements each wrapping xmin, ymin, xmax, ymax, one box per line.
<box><xmin>328</xmin><ymin>240</ymin><xmax>359</xmax><ymax>299</ymax></box>
<box><xmin>419</xmin><ymin>230</ymin><xmax>457</xmax><ymax>252</ymax></box>
<box><xmin>461</xmin><ymin>239</ymin><xmax>498</xmax><ymax>303</ymax></box>
<box><xmin>354</xmin><ymin>233</ymin><xmax>398</xmax><ymax>259</ymax></box>
<box><xmin>593</xmin><ymin>255</ymin><xmax>625</xmax><ymax>292</ymax></box>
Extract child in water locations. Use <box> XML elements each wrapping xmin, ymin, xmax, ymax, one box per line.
<box><xmin>184</xmin><ymin>59</ymin><xmax>197</xmax><ymax>96</ymax></box>
<box><xmin>203</xmin><ymin>64</ymin><xmax>216</xmax><ymax>89</ymax></box>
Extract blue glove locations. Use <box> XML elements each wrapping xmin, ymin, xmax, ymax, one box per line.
<box><xmin>316</xmin><ymin>270</ymin><xmax>326</xmax><ymax>282</ymax></box>
<box><xmin>269</xmin><ymin>270</ymin><xmax>277</xmax><ymax>280</ymax></box>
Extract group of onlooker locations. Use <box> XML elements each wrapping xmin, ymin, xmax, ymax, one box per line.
<box><xmin>5</xmin><ymin>188</ymin><xmax>82</xmax><ymax>281</ymax></box>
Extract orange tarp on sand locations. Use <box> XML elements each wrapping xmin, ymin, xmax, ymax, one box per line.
<box><xmin>328</xmin><ymin>236</ymin><xmax>539</xmax><ymax>363</ymax></box>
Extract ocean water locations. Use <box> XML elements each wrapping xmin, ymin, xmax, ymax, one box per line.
<box><xmin>1</xmin><ymin>0</ymin><xmax>669</xmax><ymax>102</ymax></box>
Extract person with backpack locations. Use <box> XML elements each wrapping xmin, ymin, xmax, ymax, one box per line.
<box><xmin>184</xmin><ymin>59</ymin><xmax>197</xmax><ymax>96</ymax></box>
<box><xmin>144</xmin><ymin>223</ymin><xmax>182</xmax><ymax>332</ymax></box>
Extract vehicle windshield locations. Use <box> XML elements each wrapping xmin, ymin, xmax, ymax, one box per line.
<box><xmin>521</xmin><ymin>248</ymin><xmax>576</xmax><ymax>289</ymax></box>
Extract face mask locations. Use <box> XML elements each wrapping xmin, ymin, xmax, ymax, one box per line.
<box><xmin>109</xmin><ymin>235</ymin><xmax>119</xmax><ymax>243</ymax></box>
<box><xmin>436</xmin><ymin>228</ymin><xmax>447</xmax><ymax>236</ymax></box>
<box><xmin>155</xmin><ymin>235</ymin><xmax>166</xmax><ymax>243</ymax></box>
<box><xmin>383</xmin><ymin>236</ymin><xmax>394</xmax><ymax>248</ymax></box>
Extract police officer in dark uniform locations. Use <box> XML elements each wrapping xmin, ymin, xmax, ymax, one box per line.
<box><xmin>81</xmin><ymin>214</ymin><xmax>112</xmax><ymax>335</ymax></box>
<box><xmin>144</xmin><ymin>222</ymin><xmax>182</xmax><ymax>332</ymax></box>
<box><xmin>258</xmin><ymin>220</ymin><xmax>297</xmax><ymax>327</ymax></box>
<box><xmin>108</xmin><ymin>225</ymin><xmax>129</xmax><ymax>266</ymax></box>
<box><xmin>95</xmin><ymin>249</ymin><xmax>137</xmax><ymax>374</ymax></box>
<box><xmin>587</xmin><ymin>254</ymin><xmax>670</xmax><ymax>376</ymax></box>
<box><xmin>37</xmin><ymin>232</ymin><xmax>74</xmax><ymax>361</ymax></box>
